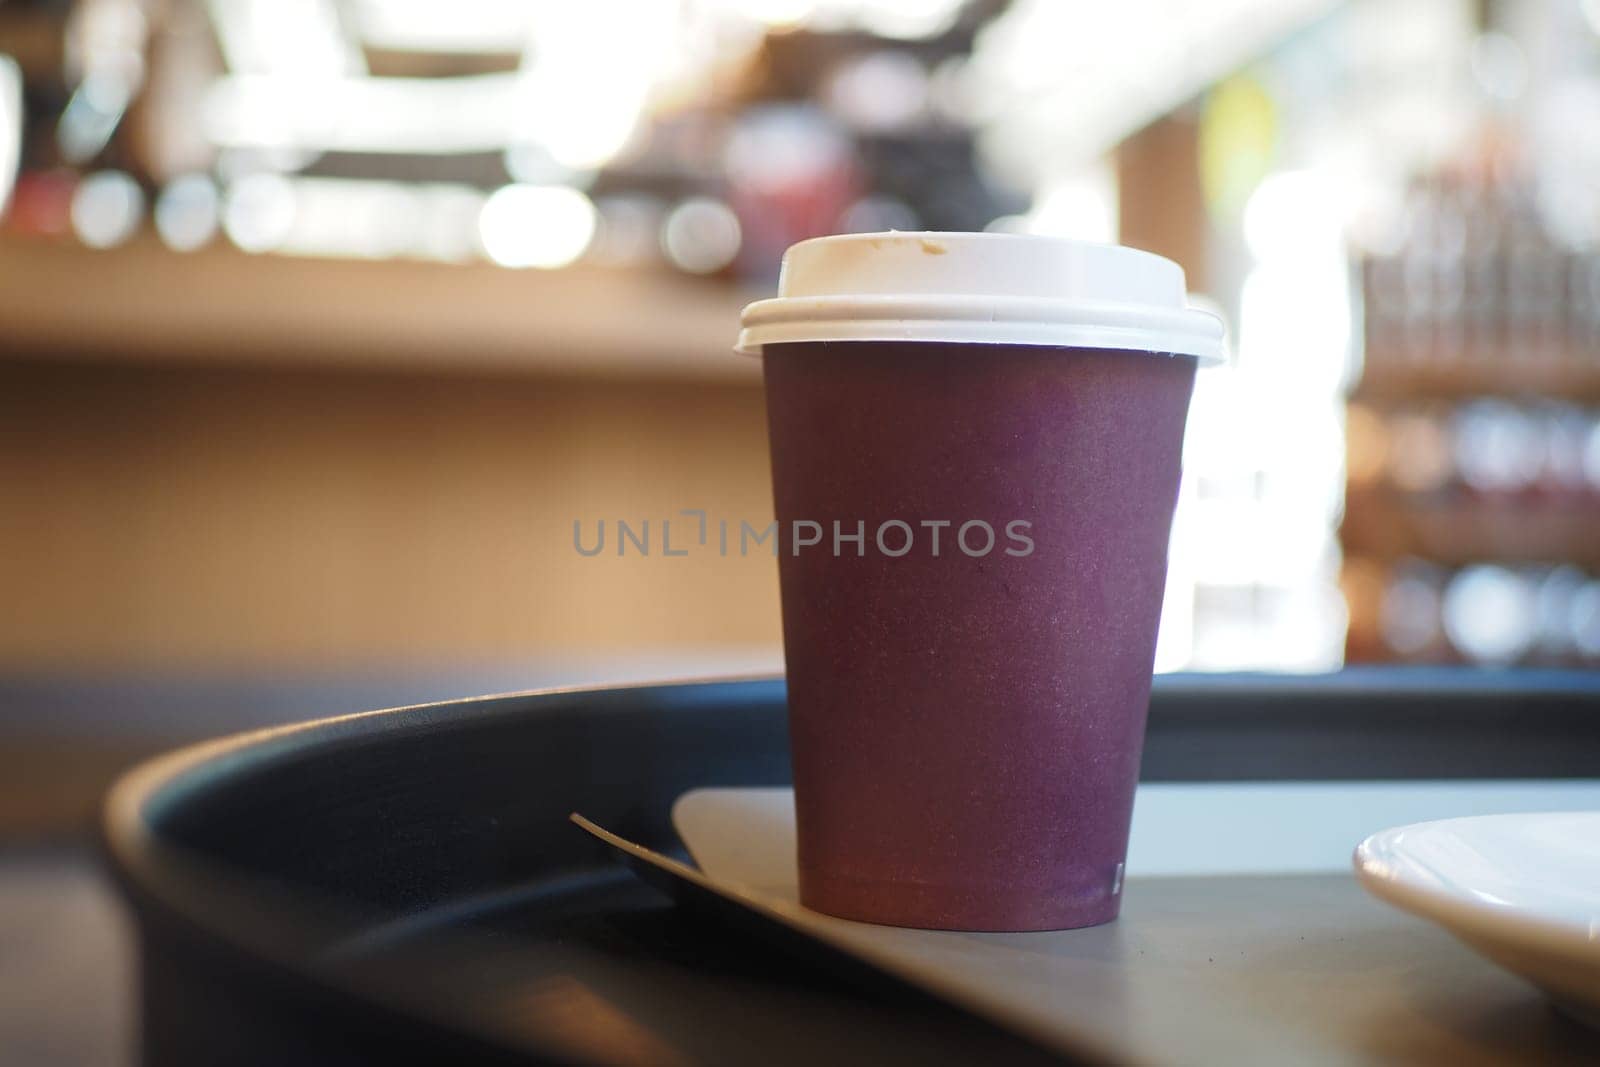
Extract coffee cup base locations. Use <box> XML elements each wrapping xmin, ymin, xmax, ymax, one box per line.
<box><xmin>799</xmin><ymin>872</ymin><xmax>1122</xmax><ymax>932</ymax></box>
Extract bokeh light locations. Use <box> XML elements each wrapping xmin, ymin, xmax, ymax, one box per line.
<box><xmin>478</xmin><ymin>184</ymin><xmax>597</xmax><ymax>269</ymax></box>
<box><xmin>661</xmin><ymin>197</ymin><xmax>742</xmax><ymax>274</ymax></box>
<box><xmin>70</xmin><ymin>170</ymin><xmax>143</xmax><ymax>248</ymax></box>
<box><xmin>222</xmin><ymin>172</ymin><xmax>296</xmax><ymax>253</ymax></box>
<box><xmin>154</xmin><ymin>175</ymin><xmax>220</xmax><ymax>252</ymax></box>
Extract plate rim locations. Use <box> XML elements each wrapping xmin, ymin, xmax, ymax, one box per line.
<box><xmin>1352</xmin><ymin>811</ymin><xmax>1600</xmax><ymax>967</ymax></box>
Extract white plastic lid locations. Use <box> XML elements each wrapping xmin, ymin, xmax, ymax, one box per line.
<box><xmin>736</xmin><ymin>232</ymin><xmax>1225</xmax><ymax>363</ymax></box>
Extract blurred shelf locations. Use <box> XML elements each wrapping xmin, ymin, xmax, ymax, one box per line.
<box><xmin>1355</xmin><ymin>347</ymin><xmax>1600</xmax><ymax>403</ymax></box>
<box><xmin>0</xmin><ymin>235</ymin><xmax>764</xmax><ymax>381</ymax></box>
<box><xmin>1342</xmin><ymin>488</ymin><xmax>1600</xmax><ymax>567</ymax></box>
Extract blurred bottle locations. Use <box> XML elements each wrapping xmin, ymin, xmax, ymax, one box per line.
<box><xmin>1362</xmin><ymin>254</ymin><xmax>1407</xmax><ymax>369</ymax></box>
<box><xmin>1340</xmin><ymin>556</ymin><xmax>1390</xmax><ymax>664</ymax></box>
<box><xmin>1385</xmin><ymin>405</ymin><xmax>1455</xmax><ymax>494</ymax></box>
<box><xmin>1461</xmin><ymin>176</ymin><xmax>1502</xmax><ymax>365</ymax></box>
<box><xmin>1583</xmin><ymin>410</ymin><xmax>1600</xmax><ymax>498</ymax></box>
<box><xmin>1442</xmin><ymin>563</ymin><xmax>1538</xmax><ymax>665</ymax></box>
<box><xmin>1536</xmin><ymin>404</ymin><xmax>1591</xmax><ymax>501</ymax></box>
<box><xmin>1379</xmin><ymin>560</ymin><xmax>1447</xmax><ymax>661</ymax></box>
<box><xmin>1571</xmin><ymin>579</ymin><xmax>1600</xmax><ymax>664</ymax></box>
<box><xmin>1532</xmin><ymin>565</ymin><xmax>1587</xmax><ymax>664</ymax></box>
<box><xmin>1399</xmin><ymin>182</ymin><xmax>1440</xmax><ymax>363</ymax></box>
<box><xmin>1343</xmin><ymin>403</ymin><xmax>1387</xmax><ymax>492</ymax></box>
<box><xmin>1576</xmin><ymin>253</ymin><xmax>1600</xmax><ymax>360</ymax></box>
<box><xmin>1504</xmin><ymin>227</ymin><xmax>1562</xmax><ymax>364</ymax></box>
<box><xmin>588</xmin><ymin>194</ymin><xmax>665</xmax><ymax>269</ymax></box>
<box><xmin>1431</xmin><ymin>178</ymin><xmax>1467</xmax><ymax>363</ymax></box>
<box><xmin>1453</xmin><ymin>399</ymin><xmax>1542</xmax><ymax>498</ymax></box>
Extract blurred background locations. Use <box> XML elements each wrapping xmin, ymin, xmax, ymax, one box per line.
<box><xmin>2</xmin><ymin>0</ymin><xmax>1600</xmax><ymax>823</ymax></box>
<box><xmin>2</xmin><ymin>2</ymin><xmax>1599</xmax><ymax>1062</ymax></box>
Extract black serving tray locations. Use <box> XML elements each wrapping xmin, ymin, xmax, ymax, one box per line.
<box><xmin>102</xmin><ymin>671</ymin><xmax>1600</xmax><ymax>1066</ymax></box>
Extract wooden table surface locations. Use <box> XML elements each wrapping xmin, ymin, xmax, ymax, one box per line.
<box><xmin>822</xmin><ymin>872</ymin><xmax>1600</xmax><ymax>1066</ymax></box>
<box><xmin>1029</xmin><ymin>873</ymin><xmax>1600</xmax><ymax>1065</ymax></box>
<box><xmin>625</xmin><ymin>798</ymin><xmax>1600</xmax><ymax>1067</ymax></box>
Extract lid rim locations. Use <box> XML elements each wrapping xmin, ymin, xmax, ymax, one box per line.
<box><xmin>736</xmin><ymin>317</ymin><xmax>1226</xmax><ymax>363</ymax></box>
<box><xmin>743</xmin><ymin>293</ymin><xmax>1221</xmax><ymax>330</ymax></box>
<box><xmin>738</xmin><ymin>231</ymin><xmax>1228</xmax><ymax>363</ymax></box>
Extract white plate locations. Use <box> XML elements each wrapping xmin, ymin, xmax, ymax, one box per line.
<box><xmin>1354</xmin><ymin>812</ymin><xmax>1600</xmax><ymax>1028</ymax></box>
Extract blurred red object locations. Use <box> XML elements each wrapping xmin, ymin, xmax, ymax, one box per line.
<box><xmin>5</xmin><ymin>170</ymin><xmax>77</xmax><ymax>237</ymax></box>
<box><xmin>726</xmin><ymin>107</ymin><xmax>861</xmax><ymax>285</ymax></box>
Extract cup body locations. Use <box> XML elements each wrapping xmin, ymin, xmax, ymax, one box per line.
<box><xmin>764</xmin><ymin>339</ymin><xmax>1196</xmax><ymax>931</ymax></box>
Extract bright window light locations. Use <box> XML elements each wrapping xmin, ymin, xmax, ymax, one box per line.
<box><xmin>1025</xmin><ymin>163</ymin><xmax>1118</xmax><ymax>243</ymax></box>
<box><xmin>0</xmin><ymin>56</ymin><xmax>19</xmax><ymax>218</ymax></box>
<box><xmin>346</xmin><ymin>0</ymin><xmax>537</xmax><ymax>53</ymax></box>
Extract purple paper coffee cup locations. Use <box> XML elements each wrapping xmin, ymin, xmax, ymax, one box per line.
<box><xmin>738</xmin><ymin>233</ymin><xmax>1224</xmax><ymax>931</ymax></box>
